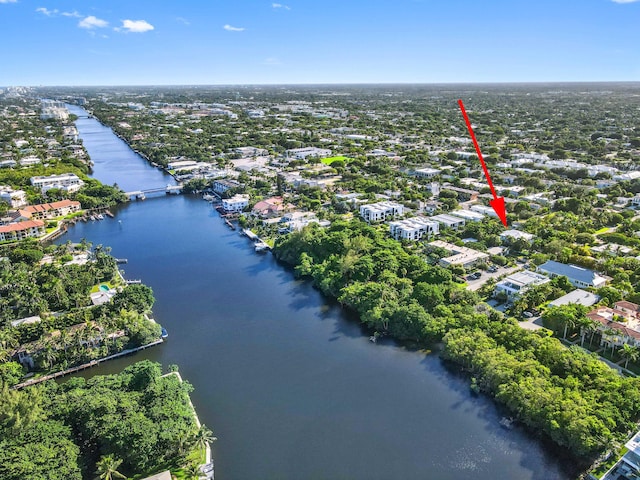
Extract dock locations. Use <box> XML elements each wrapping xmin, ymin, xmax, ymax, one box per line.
<box><xmin>13</xmin><ymin>339</ymin><xmax>164</xmax><ymax>390</ymax></box>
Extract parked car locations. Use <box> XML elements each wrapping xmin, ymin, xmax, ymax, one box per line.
<box><xmin>523</xmin><ymin>311</ymin><xmax>534</xmax><ymax>318</ymax></box>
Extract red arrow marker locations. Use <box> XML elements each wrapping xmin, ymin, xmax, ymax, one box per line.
<box><xmin>457</xmin><ymin>99</ymin><xmax>508</xmax><ymax>227</ymax></box>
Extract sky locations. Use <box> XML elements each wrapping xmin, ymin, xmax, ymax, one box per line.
<box><xmin>0</xmin><ymin>0</ymin><xmax>639</xmax><ymax>86</ymax></box>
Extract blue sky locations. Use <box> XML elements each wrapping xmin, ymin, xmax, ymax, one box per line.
<box><xmin>0</xmin><ymin>0</ymin><xmax>639</xmax><ymax>85</ymax></box>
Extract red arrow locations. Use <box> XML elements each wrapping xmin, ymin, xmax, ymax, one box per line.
<box><xmin>457</xmin><ymin>99</ymin><xmax>508</xmax><ymax>227</ymax></box>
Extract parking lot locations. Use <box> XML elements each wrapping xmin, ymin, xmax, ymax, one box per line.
<box><xmin>465</xmin><ymin>265</ymin><xmax>522</xmax><ymax>291</ymax></box>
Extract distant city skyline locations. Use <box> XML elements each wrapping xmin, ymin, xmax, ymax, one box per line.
<box><xmin>1</xmin><ymin>0</ymin><xmax>639</xmax><ymax>86</ymax></box>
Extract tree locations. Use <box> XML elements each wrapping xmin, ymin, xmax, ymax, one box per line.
<box><xmin>95</xmin><ymin>455</ymin><xmax>126</xmax><ymax>480</ymax></box>
<box><xmin>619</xmin><ymin>344</ymin><xmax>639</xmax><ymax>369</ymax></box>
<box><xmin>193</xmin><ymin>424</ymin><xmax>216</xmax><ymax>452</ymax></box>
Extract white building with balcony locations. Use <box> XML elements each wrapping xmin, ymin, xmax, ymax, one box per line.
<box><xmin>222</xmin><ymin>194</ymin><xmax>249</xmax><ymax>213</ymax></box>
<box><xmin>389</xmin><ymin>217</ymin><xmax>439</xmax><ymax>241</ymax></box>
<box><xmin>30</xmin><ymin>173</ymin><xmax>84</xmax><ymax>193</ymax></box>
<box><xmin>359</xmin><ymin>201</ymin><xmax>404</xmax><ymax>223</ymax></box>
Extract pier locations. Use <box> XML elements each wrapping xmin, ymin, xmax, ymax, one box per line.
<box><xmin>13</xmin><ymin>339</ymin><xmax>164</xmax><ymax>390</ymax></box>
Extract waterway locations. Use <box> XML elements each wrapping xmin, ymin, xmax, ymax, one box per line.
<box><xmin>62</xmin><ymin>107</ymin><xmax>576</xmax><ymax>479</ymax></box>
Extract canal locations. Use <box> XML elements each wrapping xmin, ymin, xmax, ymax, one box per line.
<box><xmin>61</xmin><ymin>107</ymin><xmax>575</xmax><ymax>479</ymax></box>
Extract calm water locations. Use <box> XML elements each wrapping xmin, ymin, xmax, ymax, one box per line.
<box><xmin>62</xmin><ymin>108</ymin><xmax>575</xmax><ymax>479</ymax></box>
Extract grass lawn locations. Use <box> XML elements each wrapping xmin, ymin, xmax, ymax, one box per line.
<box><xmin>591</xmin><ymin>446</ymin><xmax>628</xmax><ymax>479</ymax></box>
<box><xmin>321</xmin><ymin>156</ymin><xmax>352</xmax><ymax>165</ymax></box>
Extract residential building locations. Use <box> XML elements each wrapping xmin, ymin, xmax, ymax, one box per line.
<box><xmin>0</xmin><ymin>220</ymin><xmax>46</xmax><ymax>242</ymax></box>
<box><xmin>389</xmin><ymin>217</ymin><xmax>440</xmax><ymax>241</ymax></box>
<box><xmin>0</xmin><ymin>159</ymin><xmax>17</xmax><ymax>168</ymax></box>
<box><xmin>631</xmin><ymin>194</ymin><xmax>640</xmax><ymax>208</ymax></box>
<box><xmin>470</xmin><ymin>205</ymin><xmax>499</xmax><ymax>218</ymax></box>
<box><xmin>412</xmin><ymin>167</ymin><xmax>441</xmax><ymax>179</ymax></box>
<box><xmin>442</xmin><ymin>186</ymin><xmax>479</xmax><ymax>201</ymax></box>
<box><xmin>500</xmin><ymin>229</ymin><xmax>534</xmax><ymax>243</ymax></box>
<box><xmin>167</xmin><ymin>159</ymin><xmax>199</xmax><ymax>170</ymax></box>
<box><xmin>450</xmin><ymin>209</ymin><xmax>485</xmax><ymax>222</ymax></box>
<box><xmin>286</xmin><ymin>147</ymin><xmax>332</xmax><ymax>160</ymax></box>
<box><xmin>30</xmin><ymin>173</ymin><xmax>84</xmax><ymax>193</ymax></box>
<box><xmin>222</xmin><ymin>194</ymin><xmax>249</xmax><ymax>213</ymax></box>
<box><xmin>213</xmin><ymin>179</ymin><xmax>242</xmax><ymax>194</ymax></box>
<box><xmin>21</xmin><ymin>200</ymin><xmax>81</xmax><ymax>219</ymax></box>
<box><xmin>235</xmin><ymin>146</ymin><xmax>268</xmax><ymax>157</ymax></box>
<box><xmin>0</xmin><ymin>187</ymin><xmax>28</xmax><ymax>208</ymax></box>
<box><xmin>494</xmin><ymin>271</ymin><xmax>551</xmax><ymax>301</ymax></box>
<box><xmin>588</xmin><ymin>301</ymin><xmax>640</xmax><ymax>349</ymax></box>
<box><xmin>359</xmin><ymin>201</ymin><xmax>404</xmax><ymax>223</ymax></box>
<box><xmin>252</xmin><ymin>196</ymin><xmax>287</xmax><ymax>218</ymax></box>
<box><xmin>278</xmin><ymin>212</ymin><xmax>330</xmax><ymax>233</ymax></box>
<box><xmin>429</xmin><ymin>240</ymin><xmax>489</xmax><ymax>268</ymax></box>
<box><xmin>19</xmin><ymin>156</ymin><xmax>41</xmax><ymax>167</ymax></box>
<box><xmin>431</xmin><ymin>213</ymin><xmax>466</xmax><ymax>230</ymax></box>
<box><xmin>548</xmin><ymin>289</ymin><xmax>600</xmax><ymax>308</ymax></box>
<box><xmin>537</xmin><ymin>260</ymin><xmax>608</xmax><ymax>288</ymax></box>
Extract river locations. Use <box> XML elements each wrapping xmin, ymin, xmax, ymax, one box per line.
<box><xmin>60</xmin><ymin>105</ymin><xmax>575</xmax><ymax>479</ymax></box>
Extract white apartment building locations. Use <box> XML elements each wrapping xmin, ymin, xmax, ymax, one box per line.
<box><xmin>389</xmin><ymin>217</ymin><xmax>439</xmax><ymax>241</ymax></box>
<box><xmin>30</xmin><ymin>173</ymin><xmax>84</xmax><ymax>193</ymax></box>
<box><xmin>0</xmin><ymin>187</ymin><xmax>28</xmax><ymax>208</ymax></box>
<box><xmin>222</xmin><ymin>194</ymin><xmax>250</xmax><ymax>213</ymax></box>
<box><xmin>285</xmin><ymin>147</ymin><xmax>332</xmax><ymax>160</ymax></box>
<box><xmin>359</xmin><ymin>201</ymin><xmax>404</xmax><ymax>223</ymax></box>
<box><xmin>470</xmin><ymin>205</ymin><xmax>499</xmax><ymax>218</ymax></box>
<box><xmin>413</xmin><ymin>168</ymin><xmax>441</xmax><ymax>179</ymax></box>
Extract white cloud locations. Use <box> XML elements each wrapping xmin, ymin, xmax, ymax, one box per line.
<box><xmin>176</xmin><ymin>16</ymin><xmax>190</xmax><ymax>25</ymax></box>
<box><xmin>611</xmin><ymin>0</ymin><xmax>640</xmax><ymax>3</ymax></box>
<box><xmin>272</xmin><ymin>3</ymin><xmax>291</xmax><ymax>9</ymax></box>
<box><xmin>79</xmin><ymin>15</ymin><xmax>109</xmax><ymax>29</ymax></box>
<box><xmin>0</xmin><ymin>0</ymin><xmax>18</xmax><ymax>4</ymax></box>
<box><xmin>36</xmin><ymin>7</ymin><xmax>57</xmax><ymax>15</ymax></box>
<box><xmin>263</xmin><ymin>57</ymin><xmax>282</xmax><ymax>65</ymax></box>
<box><xmin>119</xmin><ymin>19</ymin><xmax>154</xmax><ymax>33</ymax></box>
<box><xmin>223</xmin><ymin>24</ymin><xmax>245</xmax><ymax>32</ymax></box>
<box><xmin>62</xmin><ymin>11</ymin><xmax>82</xmax><ymax>18</ymax></box>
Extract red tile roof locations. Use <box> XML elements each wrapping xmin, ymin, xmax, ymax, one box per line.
<box><xmin>0</xmin><ymin>219</ymin><xmax>45</xmax><ymax>233</ymax></box>
<box><xmin>22</xmin><ymin>199</ymin><xmax>80</xmax><ymax>214</ymax></box>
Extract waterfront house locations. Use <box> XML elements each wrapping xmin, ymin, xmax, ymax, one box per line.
<box><xmin>222</xmin><ymin>194</ymin><xmax>249</xmax><ymax>213</ymax></box>
<box><xmin>252</xmin><ymin>196</ymin><xmax>288</xmax><ymax>218</ymax></box>
<box><xmin>537</xmin><ymin>260</ymin><xmax>608</xmax><ymax>289</ymax></box>
<box><xmin>21</xmin><ymin>199</ymin><xmax>81</xmax><ymax>220</ymax></box>
<box><xmin>0</xmin><ymin>220</ymin><xmax>46</xmax><ymax>242</ymax></box>
<box><xmin>30</xmin><ymin>173</ymin><xmax>84</xmax><ymax>194</ymax></box>
<box><xmin>213</xmin><ymin>179</ymin><xmax>242</xmax><ymax>194</ymax></box>
<box><xmin>494</xmin><ymin>271</ymin><xmax>550</xmax><ymax>301</ymax></box>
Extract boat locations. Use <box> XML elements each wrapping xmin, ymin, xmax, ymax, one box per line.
<box><xmin>96</xmin><ymin>214</ymin><xmax>104</xmax><ymax>220</ymax></box>
<box><xmin>255</xmin><ymin>241</ymin><xmax>270</xmax><ymax>252</ymax></box>
<box><xmin>203</xmin><ymin>194</ymin><xmax>215</xmax><ymax>202</ymax></box>
<box><xmin>161</xmin><ymin>328</ymin><xmax>168</xmax><ymax>339</ymax></box>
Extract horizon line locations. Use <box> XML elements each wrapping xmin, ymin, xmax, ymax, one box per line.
<box><xmin>5</xmin><ymin>80</ymin><xmax>640</xmax><ymax>89</ymax></box>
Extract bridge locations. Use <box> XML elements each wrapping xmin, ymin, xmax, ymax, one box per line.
<box><xmin>125</xmin><ymin>184</ymin><xmax>183</xmax><ymax>200</ymax></box>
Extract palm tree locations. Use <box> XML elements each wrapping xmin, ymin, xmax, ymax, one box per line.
<box><xmin>183</xmin><ymin>462</ymin><xmax>203</xmax><ymax>480</ymax></box>
<box><xmin>193</xmin><ymin>425</ymin><xmax>217</xmax><ymax>452</ymax></box>
<box><xmin>95</xmin><ymin>454</ymin><xmax>126</xmax><ymax>480</ymax></box>
<box><xmin>619</xmin><ymin>344</ymin><xmax>639</xmax><ymax>369</ymax></box>
<box><xmin>577</xmin><ymin>317</ymin><xmax>598</xmax><ymax>347</ymax></box>
<box><xmin>562</xmin><ymin>315</ymin><xmax>577</xmax><ymax>340</ymax></box>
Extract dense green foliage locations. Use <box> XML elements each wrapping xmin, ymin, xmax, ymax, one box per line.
<box><xmin>275</xmin><ymin>221</ymin><xmax>640</xmax><ymax>459</ymax></box>
<box><xmin>0</xmin><ymin>241</ymin><xmax>161</xmax><ymax>385</ymax></box>
<box><xmin>0</xmin><ymin>362</ymin><xmax>201</xmax><ymax>479</ymax></box>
